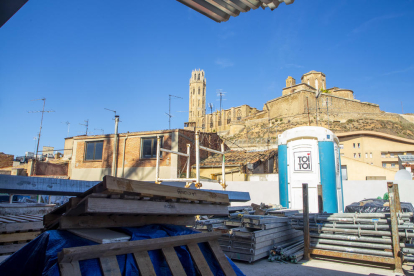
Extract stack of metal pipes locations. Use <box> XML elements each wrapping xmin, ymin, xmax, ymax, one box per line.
<box><xmin>268</xmin><ymin>238</ymin><xmax>304</xmax><ymax>263</ymax></box>
<box><xmin>290</xmin><ymin>212</ymin><xmax>414</xmax><ymax>262</ymax></box>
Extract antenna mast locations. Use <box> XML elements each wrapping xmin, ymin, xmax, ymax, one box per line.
<box><xmin>79</xmin><ymin>120</ymin><xmax>89</xmax><ymax>135</ymax></box>
<box><xmin>28</xmin><ymin>98</ymin><xmax>54</xmax><ymax>174</ymax></box>
<box><xmin>167</xmin><ymin>94</ymin><xmax>183</xmax><ymax>129</ymax></box>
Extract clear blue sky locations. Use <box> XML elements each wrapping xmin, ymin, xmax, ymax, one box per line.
<box><xmin>1</xmin><ymin>0</ymin><xmax>413</xmax><ymax>156</ymax></box>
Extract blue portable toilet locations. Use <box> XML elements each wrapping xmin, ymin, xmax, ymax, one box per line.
<box><xmin>278</xmin><ymin>126</ymin><xmax>344</xmax><ymax>213</ymax></box>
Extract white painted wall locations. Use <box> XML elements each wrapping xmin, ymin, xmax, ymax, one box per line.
<box><xmin>200</xmin><ymin>179</ymin><xmax>414</xmax><ymax>208</ymax></box>
<box><xmin>199</xmin><ymin>180</ymin><xmax>280</xmax><ymax>207</ymax></box>
<box><xmin>248</xmin><ymin>174</ymin><xmax>279</xmax><ymax>182</ymax></box>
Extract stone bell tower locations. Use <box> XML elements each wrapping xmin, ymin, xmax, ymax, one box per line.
<box><xmin>189</xmin><ymin>69</ymin><xmax>206</xmax><ymax>122</ymax></box>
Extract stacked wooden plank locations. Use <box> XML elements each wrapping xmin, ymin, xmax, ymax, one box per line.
<box><xmin>0</xmin><ymin>214</ymin><xmax>43</xmax><ymax>259</ymax></box>
<box><xmin>219</xmin><ymin>215</ymin><xmax>303</xmax><ymax>263</ymax></box>
<box><xmin>58</xmin><ymin>232</ymin><xmax>237</xmax><ymax>276</ymax></box>
<box><xmin>44</xmin><ymin>176</ymin><xmax>230</xmax><ymax>230</ymax></box>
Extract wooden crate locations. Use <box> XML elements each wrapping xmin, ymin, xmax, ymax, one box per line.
<box><xmin>0</xmin><ymin>214</ymin><xmax>43</xmax><ymax>256</ymax></box>
<box><xmin>58</xmin><ymin>232</ymin><xmax>236</xmax><ymax>276</ymax></box>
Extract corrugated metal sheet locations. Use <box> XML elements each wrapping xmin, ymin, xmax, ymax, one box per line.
<box><xmin>176</xmin><ymin>0</ymin><xmax>295</xmax><ymax>22</ymax></box>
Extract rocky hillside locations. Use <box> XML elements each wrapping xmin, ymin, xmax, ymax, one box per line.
<box><xmin>224</xmin><ymin>117</ymin><xmax>414</xmax><ymax>146</ymax></box>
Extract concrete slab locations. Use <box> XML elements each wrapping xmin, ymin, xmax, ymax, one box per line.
<box><xmin>234</xmin><ymin>257</ymin><xmax>413</xmax><ymax>276</ymax></box>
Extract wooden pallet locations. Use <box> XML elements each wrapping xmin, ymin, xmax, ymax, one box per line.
<box><xmin>45</xmin><ymin>176</ymin><xmax>229</xmax><ymax>230</ymax></box>
<box><xmin>58</xmin><ymin>232</ymin><xmax>236</xmax><ymax>276</ymax></box>
<box><xmin>0</xmin><ymin>214</ymin><xmax>43</xmax><ymax>256</ymax></box>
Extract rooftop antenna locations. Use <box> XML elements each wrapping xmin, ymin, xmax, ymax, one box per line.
<box><xmin>104</xmin><ymin>108</ymin><xmax>120</xmax><ymax>177</ymax></box>
<box><xmin>167</xmin><ymin>94</ymin><xmax>183</xmax><ymax>129</ymax></box>
<box><xmin>208</xmin><ymin>103</ymin><xmax>214</xmax><ymax>115</ymax></box>
<box><xmin>28</xmin><ymin>98</ymin><xmax>54</xmax><ymax>173</ymax></box>
<box><xmin>61</xmin><ymin>121</ymin><xmax>70</xmax><ymax>136</ymax></box>
<box><xmin>216</xmin><ymin>89</ymin><xmax>226</xmax><ymax>114</ymax></box>
<box><xmin>94</xmin><ymin>128</ymin><xmax>104</xmax><ymax>134</ymax></box>
<box><xmin>79</xmin><ymin>120</ymin><xmax>89</xmax><ymax>135</ymax></box>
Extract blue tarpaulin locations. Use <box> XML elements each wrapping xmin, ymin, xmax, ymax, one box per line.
<box><xmin>0</xmin><ymin>224</ymin><xmax>245</xmax><ymax>276</ymax></box>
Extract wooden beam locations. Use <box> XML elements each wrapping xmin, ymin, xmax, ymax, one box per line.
<box><xmin>103</xmin><ymin>176</ymin><xmax>229</xmax><ymax>204</ymax></box>
<box><xmin>99</xmin><ymin>256</ymin><xmax>121</xmax><ymax>276</ymax></box>
<box><xmin>0</xmin><ymin>243</ymin><xmax>28</xmax><ymax>254</ymax></box>
<box><xmin>187</xmin><ymin>243</ymin><xmax>213</xmax><ymax>276</ymax></box>
<box><xmin>59</xmin><ymin>262</ymin><xmax>82</xmax><ymax>276</ymax></box>
<box><xmin>162</xmin><ymin>247</ymin><xmax>187</xmax><ymax>276</ymax></box>
<box><xmin>310</xmin><ymin>248</ymin><xmax>395</xmax><ymax>264</ymax></box>
<box><xmin>82</xmin><ymin>198</ymin><xmax>229</xmax><ymax>216</ymax></box>
<box><xmin>208</xmin><ymin>240</ymin><xmax>236</xmax><ymax>276</ymax></box>
<box><xmin>58</xmin><ymin>232</ymin><xmax>222</xmax><ymax>263</ymax></box>
<box><xmin>59</xmin><ymin>215</ymin><xmax>195</xmax><ymax>229</ymax></box>
<box><xmin>0</xmin><ymin>221</ymin><xmax>43</xmax><ymax>232</ymax></box>
<box><xmin>0</xmin><ymin>231</ymin><xmax>40</xmax><ymax>243</ymax></box>
<box><xmin>133</xmin><ymin>251</ymin><xmax>156</xmax><ymax>276</ymax></box>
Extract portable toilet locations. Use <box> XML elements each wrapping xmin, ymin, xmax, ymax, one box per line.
<box><xmin>278</xmin><ymin>126</ymin><xmax>343</xmax><ymax>213</ymax></box>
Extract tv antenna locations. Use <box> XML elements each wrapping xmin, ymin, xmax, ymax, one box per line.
<box><xmin>94</xmin><ymin>128</ymin><xmax>104</xmax><ymax>134</ymax></box>
<box><xmin>28</xmin><ymin>98</ymin><xmax>54</xmax><ymax>170</ymax></box>
<box><xmin>208</xmin><ymin>103</ymin><xmax>214</xmax><ymax>115</ymax></box>
<box><xmin>79</xmin><ymin>120</ymin><xmax>89</xmax><ymax>135</ymax></box>
<box><xmin>167</xmin><ymin>94</ymin><xmax>183</xmax><ymax>129</ymax></box>
<box><xmin>61</xmin><ymin>121</ymin><xmax>70</xmax><ymax>136</ymax></box>
<box><xmin>216</xmin><ymin>89</ymin><xmax>226</xmax><ymax>113</ymax></box>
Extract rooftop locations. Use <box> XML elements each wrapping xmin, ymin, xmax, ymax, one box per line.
<box><xmin>198</xmin><ymin>149</ymin><xmax>277</xmax><ymax>167</ymax></box>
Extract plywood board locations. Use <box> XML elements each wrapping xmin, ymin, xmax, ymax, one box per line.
<box><xmin>83</xmin><ymin>198</ymin><xmax>228</xmax><ymax>216</ymax></box>
<box><xmin>59</xmin><ymin>215</ymin><xmax>194</xmax><ymax>229</ymax></box>
<box><xmin>68</xmin><ymin>229</ymin><xmax>131</xmax><ymax>244</ymax></box>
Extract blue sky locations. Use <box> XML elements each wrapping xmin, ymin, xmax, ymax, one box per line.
<box><xmin>1</xmin><ymin>0</ymin><xmax>414</xmax><ymax>156</ymax></box>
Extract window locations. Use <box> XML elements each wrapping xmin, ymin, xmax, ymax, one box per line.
<box><xmin>315</xmin><ymin>79</ymin><xmax>319</xmax><ymax>90</ymax></box>
<box><xmin>358</xmin><ymin>153</ymin><xmax>361</xmax><ymax>158</ymax></box>
<box><xmin>354</xmin><ymin>153</ymin><xmax>356</xmax><ymax>158</ymax></box>
<box><xmin>381</xmin><ymin>152</ymin><xmax>386</xmax><ymax>158</ymax></box>
<box><xmin>85</xmin><ymin>141</ymin><xmax>103</xmax><ymax>161</ymax></box>
<box><xmin>341</xmin><ymin>153</ymin><xmax>344</xmax><ymax>156</ymax></box>
<box><xmin>383</xmin><ymin>163</ymin><xmax>386</xmax><ymax>168</ymax></box>
<box><xmin>339</xmin><ymin>144</ymin><xmax>344</xmax><ymax>150</ymax></box>
<box><xmin>391</xmin><ymin>163</ymin><xmax>396</xmax><ymax>167</ymax></box>
<box><xmin>198</xmin><ymin>74</ymin><xmax>200</xmax><ymax>80</ymax></box>
<box><xmin>358</xmin><ymin>143</ymin><xmax>360</xmax><ymax>148</ymax></box>
<box><xmin>353</xmin><ymin>143</ymin><xmax>356</xmax><ymax>148</ymax></box>
<box><xmin>236</xmin><ymin>109</ymin><xmax>242</xmax><ymax>120</ymax></box>
<box><xmin>370</xmin><ymin>152</ymin><xmax>373</xmax><ymax>158</ymax></box>
<box><xmin>141</xmin><ymin>137</ymin><xmax>163</xmax><ymax>159</ymax></box>
<box><xmin>198</xmin><ymin>88</ymin><xmax>200</xmax><ymax>95</ymax></box>
<box><xmin>365</xmin><ymin>153</ymin><xmax>368</xmax><ymax>158</ymax></box>
<box><xmin>390</xmin><ymin>153</ymin><xmax>394</xmax><ymax>158</ymax></box>
<box><xmin>202</xmin><ymin>119</ymin><xmax>205</xmax><ymax>130</ymax></box>
<box><xmin>193</xmin><ymin>89</ymin><xmax>195</xmax><ymax>95</ymax></box>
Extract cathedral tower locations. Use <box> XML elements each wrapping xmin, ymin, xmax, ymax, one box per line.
<box><xmin>189</xmin><ymin>69</ymin><xmax>206</xmax><ymax>122</ymax></box>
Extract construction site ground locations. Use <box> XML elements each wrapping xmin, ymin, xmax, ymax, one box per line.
<box><xmin>235</xmin><ymin>257</ymin><xmax>414</xmax><ymax>276</ymax></box>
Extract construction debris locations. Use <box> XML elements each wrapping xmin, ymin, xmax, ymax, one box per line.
<box><xmin>44</xmin><ymin>175</ymin><xmax>231</xmax><ymax>230</ymax></box>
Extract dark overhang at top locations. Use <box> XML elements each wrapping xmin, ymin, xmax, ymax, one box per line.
<box><xmin>176</xmin><ymin>0</ymin><xmax>295</xmax><ymax>23</ymax></box>
<box><xmin>0</xmin><ymin>0</ymin><xmax>29</xmax><ymax>28</ymax></box>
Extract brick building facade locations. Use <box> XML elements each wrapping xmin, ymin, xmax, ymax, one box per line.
<box><xmin>0</xmin><ymin>153</ymin><xmax>14</xmax><ymax>168</ymax></box>
<box><xmin>65</xmin><ymin>129</ymin><xmax>226</xmax><ymax>181</ymax></box>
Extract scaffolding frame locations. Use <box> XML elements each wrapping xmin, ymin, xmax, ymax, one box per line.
<box><xmin>155</xmin><ymin>131</ymin><xmax>227</xmax><ymax>190</ymax></box>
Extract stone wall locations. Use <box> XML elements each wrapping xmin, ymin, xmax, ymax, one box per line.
<box><xmin>0</xmin><ymin>153</ymin><xmax>13</xmax><ymax>168</ymax></box>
